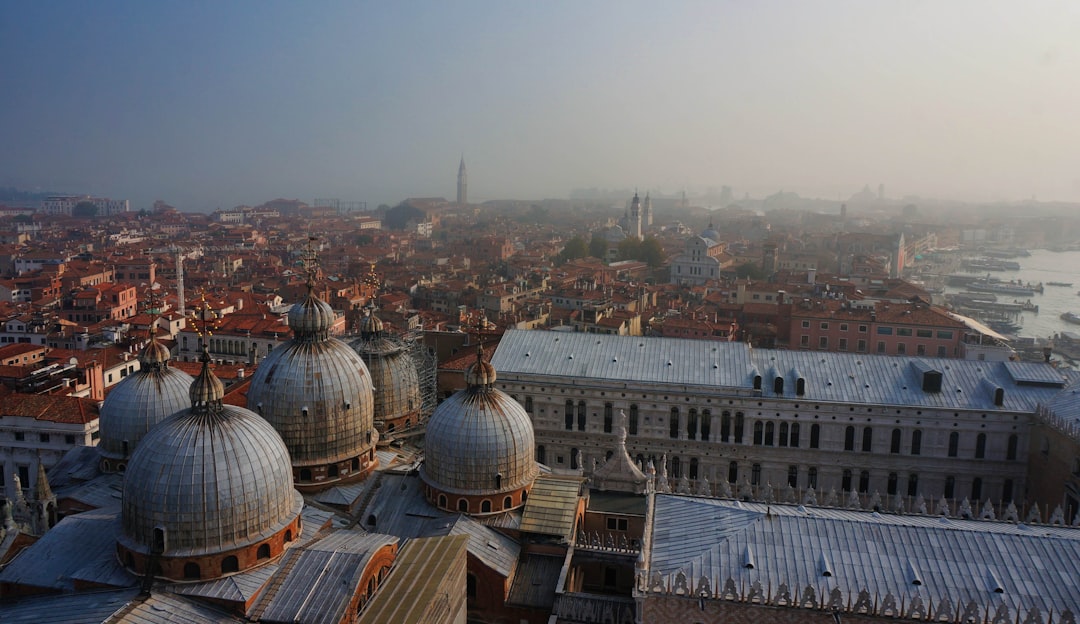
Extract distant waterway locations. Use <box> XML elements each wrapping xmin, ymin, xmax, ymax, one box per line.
<box><xmin>943</xmin><ymin>249</ymin><xmax>1080</xmax><ymax>340</ymax></box>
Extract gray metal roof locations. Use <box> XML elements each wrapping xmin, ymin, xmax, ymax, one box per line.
<box><xmin>53</xmin><ymin>471</ymin><xmax>124</xmax><ymax>511</ymax></box>
<box><xmin>362</xmin><ymin>473</ymin><xmax>449</xmax><ymax>538</ymax></box>
<box><xmin>167</xmin><ymin>561</ymin><xmax>279</xmax><ymax>606</ymax></box>
<box><xmin>0</xmin><ymin>508</ymin><xmax>135</xmax><ymax>592</ymax></box>
<box><xmin>47</xmin><ymin>445</ymin><xmax>105</xmax><ymax>489</ymax></box>
<box><xmin>98</xmin><ymin>361</ymin><xmax>193</xmax><ymax>462</ymax></box>
<box><xmin>420</xmin><ymin>514</ymin><xmax>520</xmax><ymax>577</ymax></box>
<box><xmin>646</xmin><ymin>494</ymin><xmax>1080</xmax><ymax>617</ymax></box>
<box><xmin>519</xmin><ymin>475</ymin><xmax>582</xmax><ymax>538</ymax></box>
<box><xmin>491</xmin><ymin>329</ymin><xmax>1079</xmax><ymax>411</ymax></box>
<box><xmin>506</xmin><ymin>555</ymin><xmax>563</xmax><ymax>610</ymax></box>
<box><xmin>256</xmin><ymin>531</ymin><xmax>398</xmax><ymax>624</ymax></box>
<box><xmin>0</xmin><ymin>588</ymin><xmax>140</xmax><ymax>624</ymax></box>
<box><xmin>356</xmin><ymin>535</ymin><xmax>468</xmax><ymax>624</ymax></box>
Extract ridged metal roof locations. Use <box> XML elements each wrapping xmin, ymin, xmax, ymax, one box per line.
<box><xmin>247</xmin><ymin>332</ymin><xmax>376</xmax><ymax>466</ymax></box>
<box><xmin>120</xmin><ymin>403</ymin><xmax>303</xmax><ymax>558</ymax></box>
<box><xmin>421</xmin><ymin>384</ymin><xmax>538</xmax><ymax>496</ymax></box>
<box><xmin>421</xmin><ymin>514</ymin><xmax>520</xmax><ymax>577</ymax></box>
<box><xmin>356</xmin><ymin>535</ymin><xmax>468</xmax><ymax>624</ymax></box>
<box><xmin>491</xmin><ymin>329</ymin><xmax>1078</xmax><ymax>410</ymax></box>
<box><xmin>98</xmin><ymin>362</ymin><xmax>193</xmax><ymax>462</ymax></box>
<box><xmin>647</xmin><ymin>495</ymin><xmax>1080</xmax><ymax>616</ymax></box>
<box><xmin>519</xmin><ymin>475</ymin><xmax>582</xmax><ymax>538</ymax></box>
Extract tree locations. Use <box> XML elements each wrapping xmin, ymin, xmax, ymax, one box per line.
<box><xmin>72</xmin><ymin>201</ymin><xmax>98</xmax><ymax>218</ymax></box>
<box><xmin>640</xmin><ymin>237</ymin><xmax>665</xmax><ymax>267</ymax></box>
<box><xmin>734</xmin><ymin>263</ymin><xmax>766</xmax><ymax>280</ymax></box>
<box><xmin>589</xmin><ymin>235</ymin><xmax>608</xmax><ymax>260</ymax></box>
<box><xmin>559</xmin><ymin>236</ymin><xmax>588</xmax><ymax>262</ymax></box>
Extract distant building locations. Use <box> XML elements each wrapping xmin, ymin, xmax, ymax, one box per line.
<box><xmin>457</xmin><ymin>156</ymin><xmax>468</xmax><ymax>205</ymax></box>
<box><xmin>39</xmin><ymin>195</ymin><xmax>129</xmax><ymax>217</ymax></box>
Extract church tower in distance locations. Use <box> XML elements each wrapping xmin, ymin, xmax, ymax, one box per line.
<box><xmin>457</xmin><ymin>156</ymin><xmax>468</xmax><ymax>205</ymax></box>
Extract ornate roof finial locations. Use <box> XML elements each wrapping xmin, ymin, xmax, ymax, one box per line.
<box><xmin>189</xmin><ymin>293</ymin><xmax>218</xmax><ymax>352</ymax></box>
<box><xmin>190</xmin><ymin>343</ymin><xmax>225</xmax><ymax>414</ymax></box>
<box><xmin>464</xmin><ymin>310</ymin><xmax>496</xmax><ymax>387</ymax></box>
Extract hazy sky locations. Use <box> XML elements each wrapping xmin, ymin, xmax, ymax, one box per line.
<box><xmin>2</xmin><ymin>1</ymin><xmax>1079</xmax><ymax>210</ymax></box>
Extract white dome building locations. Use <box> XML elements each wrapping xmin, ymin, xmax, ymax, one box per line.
<box><xmin>246</xmin><ymin>283</ymin><xmax>378</xmax><ymax>490</ymax></box>
<box><xmin>97</xmin><ymin>328</ymin><xmax>193</xmax><ymax>473</ymax></box>
<box><xmin>117</xmin><ymin>347</ymin><xmax>303</xmax><ymax>582</ymax></box>
<box><xmin>351</xmin><ymin>308</ymin><xmax>423</xmax><ymax>436</ymax></box>
<box><xmin>420</xmin><ymin>346</ymin><xmax>538</xmax><ymax>516</ymax></box>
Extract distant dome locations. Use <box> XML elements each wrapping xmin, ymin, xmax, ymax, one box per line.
<box><xmin>421</xmin><ymin>347</ymin><xmax>538</xmax><ymax>514</ymax></box>
<box><xmin>701</xmin><ymin>223</ymin><xmax>721</xmax><ymax>241</ymax></box>
<box><xmin>98</xmin><ymin>334</ymin><xmax>193</xmax><ymax>471</ymax></box>
<box><xmin>247</xmin><ymin>287</ymin><xmax>378</xmax><ymax>489</ymax></box>
<box><xmin>351</xmin><ymin>310</ymin><xmax>422</xmax><ymax>436</ymax></box>
<box><xmin>118</xmin><ymin>349</ymin><xmax>302</xmax><ymax>582</ymax></box>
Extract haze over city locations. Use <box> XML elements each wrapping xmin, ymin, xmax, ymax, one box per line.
<box><xmin>2</xmin><ymin>1</ymin><xmax>1079</xmax><ymax>209</ymax></box>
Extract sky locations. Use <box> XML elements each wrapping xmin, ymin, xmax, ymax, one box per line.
<box><xmin>2</xmin><ymin>1</ymin><xmax>1079</xmax><ymax>210</ymax></box>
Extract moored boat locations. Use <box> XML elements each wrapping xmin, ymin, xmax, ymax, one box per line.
<box><xmin>1061</xmin><ymin>312</ymin><xmax>1080</xmax><ymax>325</ymax></box>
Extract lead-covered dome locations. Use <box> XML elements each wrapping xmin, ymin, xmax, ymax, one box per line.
<box><xmin>118</xmin><ymin>348</ymin><xmax>303</xmax><ymax>582</ymax></box>
<box><xmin>98</xmin><ymin>330</ymin><xmax>193</xmax><ymax>472</ymax></box>
<box><xmin>247</xmin><ymin>286</ymin><xmax>378</xmax><ymax>489</ymax></box>
<box><xmin>421</xmin><ymin>346</ymin><xmax>538</xmax><ymax>515</ymax></box>
<box><xmin>351</xmin><ymin>308</ymin><xmax>423</xmax><ymax>436</ymax></box>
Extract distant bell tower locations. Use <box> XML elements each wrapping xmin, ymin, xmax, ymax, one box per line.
<box><xmin>629</xmin><ymin>191</ymin><xmax>643</xmax><ymax>240</ymax></box>
<box><xmin>457</xmin><ymin>156</ymin><xmax>468</xmax><ymax>205</ymax></box>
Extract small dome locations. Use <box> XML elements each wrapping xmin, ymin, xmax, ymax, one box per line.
<box><xmin>98</xmin><ymin>339</ymin><xmax>193</xmax><ymax>465</ymax></box>
<box><xmin>421</xmin><ymin>356</ymin><xmax>537</xmax><ymax>498</ymax></box>
<box><xmin>288</xmin><ymin>291</ymin><xmax>336</xmax><ymax>338</ymax></box>
<box><xmin>352</xmin><ymin>334</ymin><xmax>423</xmax><ymax>435</ymax></box>
<box><xmin>466</xmin><ymin>359</ymin><xmax>497</xmax><ymax>386</ymax></box>
<box><xmin>357</xmin><ymin>309</ymin><xmax>384</xmax><ymax>337</ymax></box>
<box><xmin>701</xmin><ymin>223</ymin><xmax>721</xmax><ymax>241</ymax></box>
<box><xmin>120</xmin><ymin>354</ymin><xmax>302</xmax><ymax>568</ymax></box>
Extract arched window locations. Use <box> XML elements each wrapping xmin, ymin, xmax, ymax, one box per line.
<box><xmin>787</xmin><ymin>465</ymin><xmax>798</xmax><ymax>488</ymax></box>
<box><xmin>861</xmin><ymin>427</ymin><xmax>873</xmax><ymax>452</ymax></box>
<box><xmin>971</xmin><ymin>477</ymin><xmax>983</xmax><ymax>500</ymax></box>
<box><xmin>975</xmin><ymin>433</ymin><xmax>986</xmax><ymax>459</ymax></box>
<box><xmin>565</xmin><ymin>400</ymin><xmax>574</xmax><ymax>430</ymax></box>
<box><xmin>807</xmin><ymin>467</ymin><xmax>818</xmax><ymax>489</ymax></box>
<box><xmin>944</xmin><ymin>476</ymin><xmax>955</xmax><ymax>499</ymax></box>
<box><xmin>890</xmin><ymin>429</ymin><xmax>902</xmax><ymax>454</ymax></box>
<box><xmin>221</xmin><ymin>556</ymin><xmax>239</xmax><ymax>574</ymax></box>
<box><xmin>183</xmin><ymin>562</ymin><xmax>201</xmax><ymax>580</ymax></box>
<box><xmin>753</xmin><ymin>421</ymin><xmax>764</xmax><ymax>445</ymax></box>
<box><xmin>628</xmin><ymin>404</ymin><xmax>639</xmax><ymax>435</ymax></box>
<box><xmin>911</xmin><ymin>430</ymin><xmax>922</xmax><ymax>455</ymax></box>
<box><xmin>504</xmin><ymin>496</ymin><xmax>512</xmax><ymax>509</ymax></box>
<box><xmin>948</xmin><ymin>432</ymin><xmax>959</xmax><ymax>457</ymax></box>
<box><xmin>458</xmin><ymin>499</ymin><xmax>469</xmax><ymax>513</ymax></box>
<box><xmin>536</xmin><ymin>445</ymin><xmax>546</xmax><ymax>464</ymax></box>
<box><xmin>887</xmin><ymin>472</ymin><xmax>898</xmax><ymax>495</ymax></box>
<box><xmin>844</xmin><ymin>426</ymin><xmax>855</xmax><ymax>451</ymax></box>
<box><xmin>774</xmin><ymin>376</ymin><xmax>784</xmax><ymax>395</ymax></box>
<box><xmin>764</xmin><ymin>422</ymin><xmax>775</xmax><ymax>446</ymax></box>
<box><xmin>669</xmin><ymin>407</ymin><xmax>680</xmax><ymax>439</ymax></box>
<box><xmin>285</xmin><ymin>530</ymin><xmax>293</xmax><ymax>542</ymax></box>
<box><xmin>728</xmin><ymin>461</ymin><xmax>738</xmax><ymax>484</ymax></box>
<box><xmin>604</xmin><ymin>403</ymin><xmax>614</xmax><ymax>433</ymax></box>
<box><xmin>687</xmin><ymin>409</ymin><xmax>698</xmax><ymax>440</ymax></box>
<box><xmin>481</xmin><ymin>500</ymin><xmax>492</xmax><ymax>513</ymax></box>
<box><xmin>751</xmin><ymin>463</ymin><xmax>761</xmax><ymax>486</ymax></box>
<box><xmin>571</xmin><ymin>448</ymin><xmax>579</xmax><ymax>470</ymax></box>
<box><xmin>796</xmin><ymin>377</ymin><xmax>806</xmax><ymax>396</ymax></box>
<box><xmin>257</xmin><ymin>543</ymin><xmax>271</xmax><ymax>560</ymax></box>
<box><xmin>494</xmin><ymin>473</ymin><xmax>502</xmax><ymax>489</ymax></box>
<box><xmin>753</xmin><ymin>375</ymin><xmax>762</xmax><ymax>390</ymax></box>
<box><xmin>734</xmin><ymin>412</ymin><xmax>745</xmax><ymax>443</ymax></box>
<box><xmin>720</xmin><ymin>411</ymin><xmax>731</xmax><ymax>442</ymax></box>
<box><xmin>328</xmin><ymin>464</ymin><xmax>339</xmax><ymax>478</ymax></box>
<box><xmin>153</xmin><ymin>527</ymin><xmax>166</xmax><ymax>553</ymax></box>
<box><xmin>907</xmin><ymin>473</ymin><xmax>919</xmax><ymax>497</ymax></box>
<box><xmin>858</xmin><ymin>471</ymin><xmax>870</xmax><ymax>493</ymax></box>
<box><xmin>700</xmin><ymin>410</ymin><xmax>711</xmax><ymax>441</ymax></box>
<box><xmin>672</xmin><ymin>456</ymin><xmax>681</xmax><ymax>479</ymax></box>
<box><xmin>790</xmin><ymin>423</ymin><xmax>800</xmax><ymax>448</ymax></box>
<box><xmin>299</xmin><ymin>468</ymin><xmax>312</xmax><ymax>482</ymax></box>
<box><xmin>842</xmin><ymin>469</ymin><xmax>852</xmax><ymax>492</ymax></box>
<box><xmin>367</xmin><ymin>514</ymin><xmax>377</xmax><ymax>527</ymax></box>
<box><xmin>438</xmin><ymin>494</ymin><xmax>447</xmax><ymax>508</ymax></box>
<box><xmin>577</xmin><ymin>400</ymin><xmax>587</xmax><ymax>431</ymax></box>
<box><xmin>810</xmin><ymin>424</ymin><xmax>820</xmax><ymax>449</ymax></box>
<box><xmin>778</xmin><ymin>422</ymin><xmax>789</xmax><ymax>447</ymax></box>
<box><xmin>1007</xmin><ymin>434</ymin><xmax>1018</xmax><ymax>460</ymax></box>
<box><xmin>689</xmin><ymin>458</ymin><xmax>699</xmax><ymax>480</ymax></box>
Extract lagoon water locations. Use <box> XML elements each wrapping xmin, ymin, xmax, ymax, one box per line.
<box><xmin>944</xmin><ymin>249</ymin><xmax>1080</xmax><ymax>340</ymax></box>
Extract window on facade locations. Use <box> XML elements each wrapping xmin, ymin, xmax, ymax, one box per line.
<box><xmin>944</xmin><ymin>476</ymin><xmax>955</xmax><ymax>499</ymax></box>
<box><xmin>524</xmin><ymin>396</ymin><xmax>533</xmax><ymax>413</ymax></box>
<box><xmin>728</xmin><ymin>461</ymin><xmax>738</xmax><ymax>484</ymax></box>
<box><xmin>800</xmin><ymin>335</ymin><xmax>810</xmax><ymax>347</ymax></box>
<box><xmin>810</xmin><ymin>424</ymin><xmax>820</xmax><ymax>449</ymax></box>
<box><xmin>536</xmin><ymin>445</ymin><xmax>546</xmax><ymax>464</ymax></box>
<box><xmin>975</xmin><ymin>433</ymin><xmax>986</xmax><ymax>459</ymax></box>
<box><xmin>778</xmin><ymin>422</ymin><xmax>789</xmax><ymax>447</ymax></box>
<box><xmin>908</xmin><ymin>473</ymin><xmax>919</xmax><ymax>497</ymax></box>
<box><xmin>819</xmin><ymin>336</ymin><xmax>828</xmax><ymax>349</ymax></box>
<box><xmin>916</xmin><ymin>344</ymin><xmax>926</xmax><ymax>356</ymax></box>
<box><xmin>877</xmin><ymin>327</ymin><xmax>893</xmax><ymax>335</ymax></box>
<box><xmin>801</xmin><ymin>320</ymin><xmax>810</xmax><ymax>328</ymax></box>
<box><xmin>807</xmin><ymin>467</ymin><xmax>818</xmax><ymax>489</ymax></box>
<box><xmin>897</xmin><ymin>343</ymin><xmax>906</xmax><ymax>355</ymax></box>
<box><xmin>971</xmin><ymin>477</ymin><xmax>983</xmax><ymax>500</ymax></box>
<box><xmin>948</xmin><ymin>432</ymin><xmax>959</xmax><ymax>457</ymax></box>
<box><xmin>669</xmin><ymin>408</ymin><xmax>680</xmax><ymax>439</ymax></box>
<box><xmin>911</xmin><ymin>430</ymin><xmax>922</xmax><ymax>455</ymax></box>
<box><xmin>1003</xmin><ymin>478</ymin><xmax>1013</xmax><ymax>502</ymax></box>
<box><xmin>858</xmin><ymin>471</ymin><xmax>870</xmax><ymax>493</ymax></box>
<box><xmin>751</xmin><ymin>464</ymin><xmax>761</xmax><ymax>486</ymax></box>
<box><xmin>820</xmin><ymin>322</ymin><xmax>829</xmax><ymax>330</ymax></box>
<box><xmin>734</xmin><ymin>413</ymin><xmax>745</xmax><ymax>443</ymax></box>
<box><xmin>14</xmin><ymin>432</ymin><xmax>24</xmax><ymax>442</ymax></box>
<box><xmin>687</xmin><ymin>409</ymin><xmax>698</xmax><ymax>440</ymax></box>
<box><xmin>844</xmin><ymin>426</ymin><xmax>855</xmax><ymax>451</ymax></box>
<box><xmin>604</xmin><ymin>403</ymin><xmax>613</xmax><ymax>433</ymax></box>
<box><xmin>565</xmin><ymin>400</ymin><xmax>574</xmax><ymax>430</ymax></box>
<box><xmin>629</xmin><ymin>404</ymin><xmax>639</xmax><ymax>435</ymax></box>
<box><xmin>841</xmin><ymin>469</ymin><xmax>852</xmax><ymax>492</ymax></box>
<box><xmin>862</xmin><ymin>427</ymin><xmax>873</xmax><ymax>452</ymax></box>
<box><xmin>937</xmin><ymin>330</ymin><xmax>953</xmax><ymax>339</ymax></box>
<box><xmin>787</xmin><ymin>465</ymin><xmax>798</xmax><ymax>488</ymax></box>
<box><xmin>838</xmin><ymin>338</ymin><xmax>848</xmax><ymax>351</ymax></box>
<box><xmin>897</xmin><ymin>328</ymin><xmax>912</xmax><ymax>337</ymax></box>
<box><xmin>577</xmin><ymin>401</ymin><xmax>586</xmax><ymax>431</ymax></box>
<box><xmin>701</xmin><ymin>410</ymin><xmax>711</xmax><ymax>441</ymax></box>
<box><xmin>790</xmin><ymin>423</ymin><xmax>800</xmax><ymax>448</ymax></box>
<box><xmin>938</xmin><ymin>345</ymin><xmax>948</xmax><ymax>357</ymax></box>
<box><xmin>571</xmin><ymin>448</ymin><xmax>579</xmax><ymax>470</ymax></box>
<box><xmin>753</xmin><ymin>421</ymin><xmax>764</xmax><ymax>445</ymax></box>
<box><xmin>917</xmin><ymin>329</ymin><xmax>933</xmax><ymax>338</ymax></box>
<box><xmin>39</xmin><ymin>433</ymin><xmax>50</xmax><ymax>443</ymax></box>
<box><xmin>890</xmin><ymin>429</ymin><xmax>901</xmax><ymax>454</ymax></box>
<box><xmin>689</xmin><ymin>458</ymin><xmax>699</xmax><ymax>480</ymax></box>
<box><xmin>857</xmin><ymin>339</ymin><xmax>867</xmax><ymax>352</ymax></box>
<box><xmin>887</xmin><ymin>472</ymin><xmax>898</xmax><ymax>495</ymax></box>
<box><xmin>672</xmin><ymin>456</ymin><xmax>681</xmax><ymax>479</ymax></box>
<box><xmin>1006</xmin><ymin>434</ymin><xmax>1018</xmax><ymax>460</ymax></box>
<box><xmin>720</xmin><ymin>411</ymin><xmax>731</xmax><ymax>442</ymax></box>
<box><xmin>877</xmin><ymin>341</ymin><xmax>886</xmax><ymax>353</ymax></box>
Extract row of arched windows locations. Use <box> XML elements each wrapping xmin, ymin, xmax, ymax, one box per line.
<box><xmin>436</xmin><ymin>492</ymin><xmax>524</xmax><ymax>514</ymax></box>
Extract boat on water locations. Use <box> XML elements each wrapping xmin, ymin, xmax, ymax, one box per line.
<box><xmin>1047</xmin><ymin>281</ymin><xmax>1074</xmax><ymax>287</ymax></box>
<box><xmin>1061</xmin><ymin>312</ymin><xmax>1080</xmax><ymax>325</ymax></box>
<box><xmin>967</xmin><ymin>281</ymin><xmax>1040</xmax><ymax>296</ymax></box>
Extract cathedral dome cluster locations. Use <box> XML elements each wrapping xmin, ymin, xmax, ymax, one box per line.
<box><xmin>420</xmin><ymin>347</ymin><xmax>538</xmax><ymax>515</ymax></box>
<box><xmin>97</xmin><ymin>329</ymin><xmax>193</xmax><ymax>473</ymax></box>
<box><xmin>246</xmin><ymin>285</ymin><xmax>378</xmax><ymax>489</ymax></box>
<box><xmin>118</xmin><ymin>348</ymin><xmax>303</xmax><ymax>582</ymax></box>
